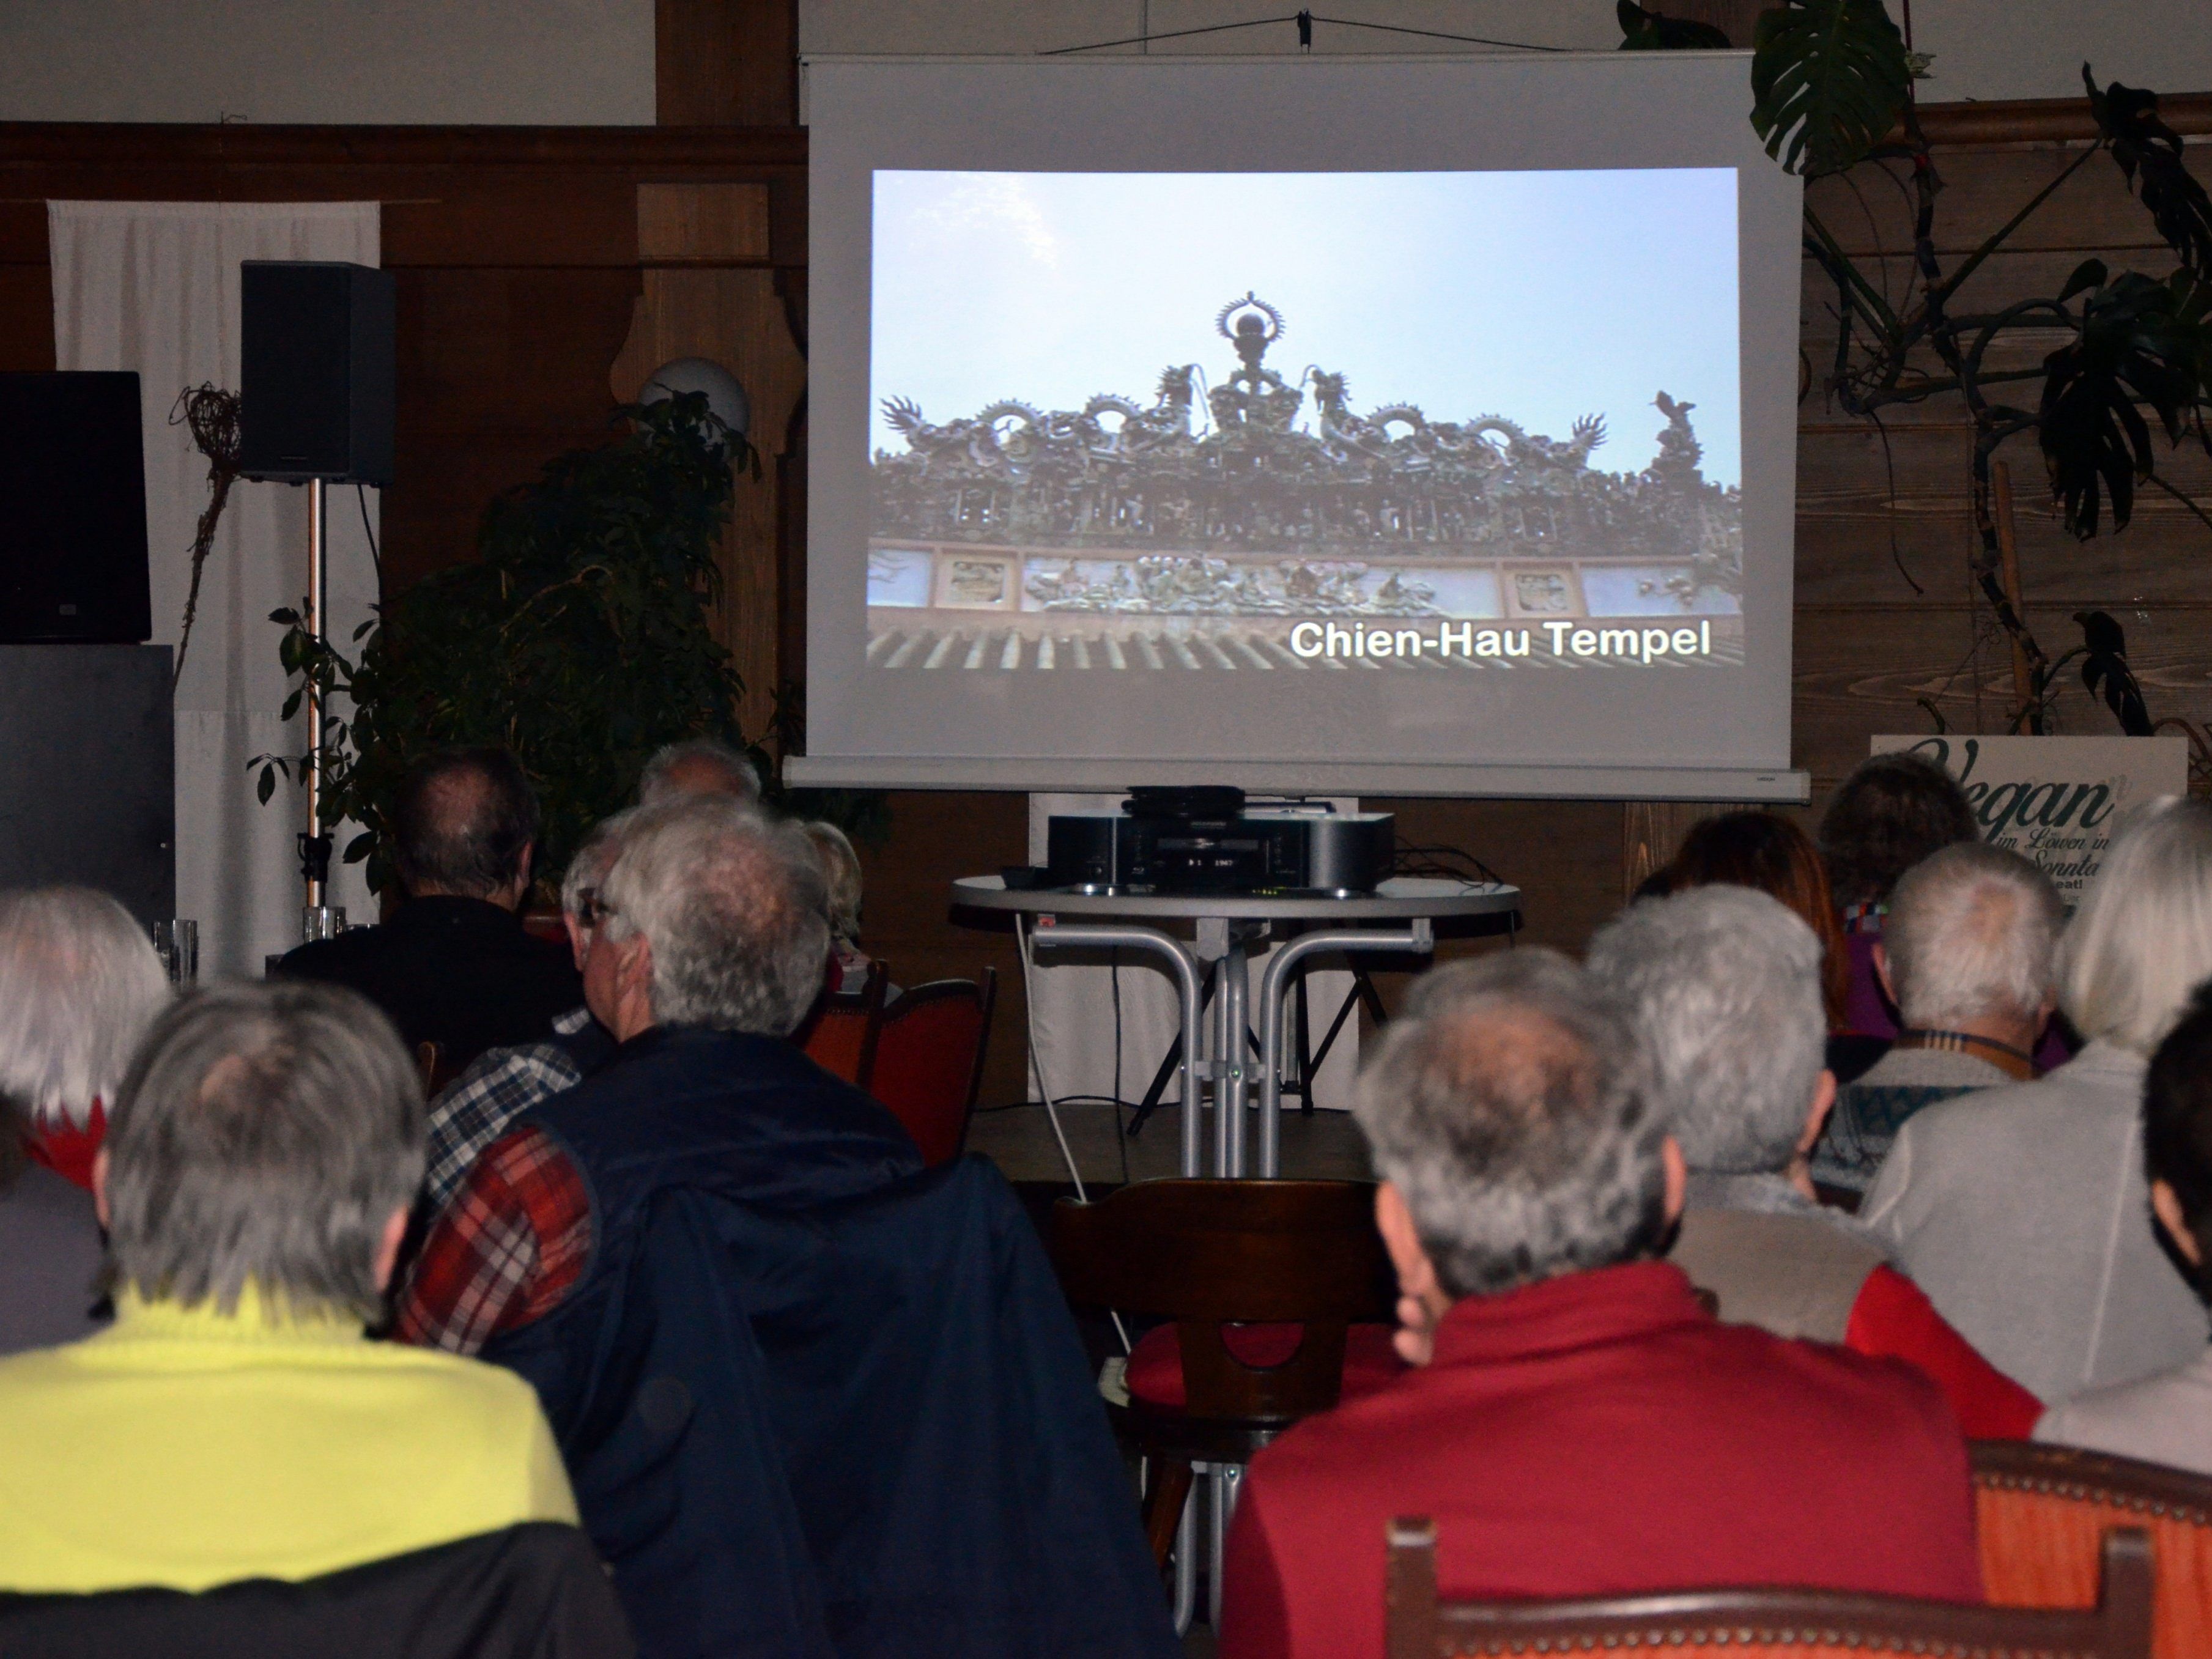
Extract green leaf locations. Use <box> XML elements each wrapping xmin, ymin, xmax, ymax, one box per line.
<box><xmin>256</xmin><ymin>766</ymin><xmax>275</xmax><ymax>805</ymax></box>
<box><xmin>2040</xmin><ymin>267</ymin><xmax>2212</xmax><ymax>537</ymax></box>
<box><xmin>281</xmin><ymin>687</ymin><xmax>303</xmax><ymax>722</ymax></box>
<box><xmin>1750</xmin><ymin>0</ymin><xmax>1911</xmax><ymax>179</ymax></box>
<box><xmin>2058</xmin><ymin>259</ymin><xmax>2109</xmax><ymax>304</ymax></box>
<box><xmin>1618</xmin><ymin>0</ymin><xmax>1733</xmax><ymax>49</ymax></box>
<box><xmin>2085</xmin><ymin>67</ymin><xmax>2212</xmax><ymax>276</ymax></box>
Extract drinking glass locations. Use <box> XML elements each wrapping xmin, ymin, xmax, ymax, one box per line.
<box><xmin>152</xmin><ymin>919</ymin><xmax>198</xmax><ymax>986</ymax></box>
<box><xmin>301</xmin><ymin>906</ymin><xmax>347</xmax><ymax>943</ymax></box>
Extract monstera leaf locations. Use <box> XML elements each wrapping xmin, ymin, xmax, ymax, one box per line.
<box><xmin>1751</xmin><ymin>0</ymin><xmax>1911</xmax><ymax>178</ymax></box>
<box><xmin>2073</xmin><ymin>610</ymin><xmax>2153</xmax><ymax>736</ymax></box>
<box><xmin>2086</xmin><ymin>67</ymin><xmax>2212</xmax><ymax>276</ymax></box>
<box><xmin>2039</xmin><ymin>261</ymin><xmax>2212</xmax><ymax>538</ymax></box>
<box><xmin>1618</xmin><ymin>0</ymin><xmax>1733</xmax><ymax>50</ymax></box>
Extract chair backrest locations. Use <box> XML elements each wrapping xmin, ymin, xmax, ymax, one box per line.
<box><xmin>0</xmin><ymin>1521</ymin><xmax>633</xmax><ymax>1659</ymax></box>
<box><xmin>797</xmin><ymin>959</ymin><xmax>889</xmax><ymax>1086</ymax></box>
<box><xmin>860</xmin><ymin>969</ymin><xmax>996</xmax><ymax>1166</ymax></box>
<box><xmin>1385</xmin><ymin>1514</ymin><xmax>2153</xmax><ymax>1659</ymax></box>
<box><xmin>1973</xmin><ymin>1438</ymin><xmax>2212</xmax><ymax>1659</ymax></box>
<box><xmin>414</xmin><ymin>1040</ymin><xmax>461</xmax><ymax>1101</ymax></box>
<box><xmin>1050</xmin><ymin>1177</ymin><xmax>1394</xmax><ymax>1421</ymax></box>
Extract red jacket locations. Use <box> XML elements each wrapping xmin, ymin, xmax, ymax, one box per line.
<box><xmin>1219</xmin><ymin>1260</ymin><xmax>1983</xmax><ymax>1659</ymax></box>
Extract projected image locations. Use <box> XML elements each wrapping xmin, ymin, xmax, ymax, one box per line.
<box><xmin>867</xmin><ymin>169</ymin><xmax>1743</xmax><ymax>673</ymax></box>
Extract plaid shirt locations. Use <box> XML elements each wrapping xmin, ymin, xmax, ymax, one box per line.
<box><xmin>396</xmin><ymin>1123</ymin><xmax>593</xmax><ymax>1355</ymax></box>
<box><xmin>420</xmin><ymin>1007</ymin><xmax>593</xmax><ymax>1212</ymax></box>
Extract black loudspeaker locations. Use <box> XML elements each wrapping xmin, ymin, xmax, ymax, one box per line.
<box><xmin>239</xmin><ymin>260</ymin><xmax>396</xmax><ymax>485</ymax></box>
<box><xmin>0</xmin><ymin>371</ymin><xmax>151</xmax><ymax>644</ymax></box>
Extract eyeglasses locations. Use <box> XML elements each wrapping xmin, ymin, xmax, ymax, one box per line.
<box><xmin>577</xmin><ymin>890</ymin><xmax>619</xmax><ymax>929</ymax></box>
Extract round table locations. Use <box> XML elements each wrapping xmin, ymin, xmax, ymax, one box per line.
<box><xmin>952</xmin><ymin>875</ymin><xmax>1521</xmax><ymax>1177</ymax></box>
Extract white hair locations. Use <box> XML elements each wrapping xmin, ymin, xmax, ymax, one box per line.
<box><xmin>1353</xmin><ymin>950</ymin><xmax>1668</xmax><ymax>1298</ymax></box>
<box><xmin>801</xmin><ymin>820</ymin><xmax>863</xmax><ymax>942</ymax></box>
<box><xmin>1587</xmin><ymin>885</ymin><xmax>1825</xmax><ymax>1175</ymax></box>
<box><xmin>637</xmin><ymin>738</ymin><xmax>760</xmax><ymax>806</ymax></box>
<box><xmin>559</xmin><ymin>807</ymin><xmax>638</xmax><ymax>918</ymax></box>
<box><xmin>600</xmin><ymin>797</ymin><xmax>828</xmax><ymax>1035</ymax></box>
<box><xmin>1885</xmin><ymin>841</ymin><xmax>2062</xmax><ymax>1029</ymax></box>
<box><xmin>2058</xmin><ymin>796</ymin><xmax>2212</xmax><ymax>1052</ymax></box>
<box><xmin>0</xmin><ymin>886</ymin><xmax>171</xmax><ymax>1128</ymax></box>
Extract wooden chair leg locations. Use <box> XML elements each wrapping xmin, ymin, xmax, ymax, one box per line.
<box><xmin>1145</xmin><ymin>1458</ymin><xmax>1195</xmax><ymax>1571</ymax></box>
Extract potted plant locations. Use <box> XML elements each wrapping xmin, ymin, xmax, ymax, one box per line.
<box><xmin>257</xmin><ymin>394</ymin><xmax>775</xmax><ymax>898</ymax></box>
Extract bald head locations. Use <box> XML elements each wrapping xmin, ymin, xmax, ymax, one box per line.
<box><xmin>392</xmin><ymin>748</ymin><xmax>539</xmax><ymax>906</ymax></box>
<box><xmin>638</xmin><ymin>739</ymin><xmax>760</xmax><ymax>807</ymax></box>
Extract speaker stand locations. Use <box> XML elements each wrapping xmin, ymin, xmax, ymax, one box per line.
<box><xmin>298</xmin><ymin>476</ymin><xmax>337</xmax><ymax>937</ymax></box>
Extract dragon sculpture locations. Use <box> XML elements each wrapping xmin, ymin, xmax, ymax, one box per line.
<box><xmin>872</xmin><ymin>297</ymin><xmax>1741</xmax><ymax>608</ymax></box>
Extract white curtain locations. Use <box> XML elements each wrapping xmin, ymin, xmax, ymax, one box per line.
<box><xmin>1023</xmin><ymin>794</ymin><xmax>1361</xmax><ymax>1120</ymax></box>
<box><xmin>49</xmin><ymin>202</ymin><xmax>380</xmax><ymax>979</ymax></box>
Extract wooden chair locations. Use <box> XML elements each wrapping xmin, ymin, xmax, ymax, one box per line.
<box><xmin>799</xmin><ymin>959</ymin><xmax>890</xmax><ymax>1085</ymax></box>
<box><xmin>1049</xmin><ymin>1178</ymin><xmax>1399</xmax><ymax>1573</ymax></box>
<box><xmin>1386</xmin><ymin>1515</ymin><xmax>2153</xmax><ymax>1659</ymax></box>
<box><xmin>859</xmin><ymin>969</ymin><xmax>996</xmax><ymax>1166</ymax></box>
<box><xmin>413</xmin><ymin>1041</ymin><xmax>462</xmax><ymax>1101</ymax></box>
<box><xmin>1973</xmin><ymin>1438</ymin><xmax>2212</xmax><ymax>1658</ymax></box>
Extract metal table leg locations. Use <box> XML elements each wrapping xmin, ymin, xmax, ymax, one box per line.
<box><xmin>1027</xmin><ymin>921</ymin><xmax>1207</xmax><ymax>1177</ymax></box>
<box><xmin>1254</xmin><ymin>921</ymin><xmax>1433</xmax><ymax>1178</ymax></box>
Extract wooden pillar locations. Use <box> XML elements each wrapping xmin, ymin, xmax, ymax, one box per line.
<box><xmin>610</xmin><ymin>182</ymin><xmax>805</xmax><ymax>745</ymax></box>
<box><xmin>656</xmin><ymin>0</ymin><xmax>798</xmax><ymax>127</ymax></box>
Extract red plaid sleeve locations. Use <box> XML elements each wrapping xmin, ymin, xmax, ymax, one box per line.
<box><xmin>394</xmin><ymin>1125</ymin><xmax>593</xmax><ymax>1356</ymax></box>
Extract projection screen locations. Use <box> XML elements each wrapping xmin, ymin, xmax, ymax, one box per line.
<box><xmin>791</xmin><ymin>53</ymin><xmax>1807</xmax><ymax>800</ymax></box>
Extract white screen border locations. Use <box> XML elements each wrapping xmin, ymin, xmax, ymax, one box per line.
<box><xmin>795</xmin><ymin>53</ymin><xmax>1807</xmax><ymax>802</ymax></box>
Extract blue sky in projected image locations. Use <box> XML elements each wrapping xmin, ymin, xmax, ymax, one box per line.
<box><xmin>870</xmin><ymin>169</ymin><xmax>1741</xmax><ymax>488</ymax></box>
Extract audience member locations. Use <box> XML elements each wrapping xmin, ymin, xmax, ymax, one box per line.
<box><xmin>1657</xmin><ymin>811</ymin><xmax>1851</xmax><ymax>1028</ymax></box>
<box><xmin>0</xmin><ymin>980</ymin><xmax>581</xmax><ymax>1592</ymax></box>
<box><xmin>2037</xmin><ymin>981</ymin><xmax>2212</xmax><ymax>1471</ymax></box>
<box><xmin>636</xmin><ymin>736</ymin><xmax>759</xmax><ymax>805</ymax></box>
<box><xmin>1218</xmin><ymin>950</ymin><xmax>1982</xmax><ymax>1659</ymax></box>
<box><xmin>276</xmin><ymin>748</ymin><xmax>581</xmax><ymax>1071</ymax></box>
<box><xmin>0</xmin><ymin>887</ymin><xmax>170</xmax><ymax>1190</ymax></box>
<box><xmin>420</xmin><ymin>809</ymin><xmax>631</xmax><ymax>1213</ymax></box>
<box><xmin>1813</xmin><ymin>843</ymin><xmax>2059</xmax><ymax>1197</ymax></box>
<box><xmin>802</xmin><ymin>819</ymin><xmax>877</xmax><ymax>994</ymax></box>
<box><xmin>1818</xmin><ymin>752</ymin><xmax>1981</xmax><ymax>1037</ymax></box>
<box><xmin>402</xmin><ymin>798</ymin><xmax>1171</xmax><ymax>1658</ymax></box>
<box><xmin>400</xmin><ymin>795</ymin><xmax>920</xmax><ymax>1350</ymax></box>
<box><xmin>1589</xmin><ymin>886</ymin><xmax>2039</xmax><ymax>1437</ymax></box>
<box><xmin>1863</xmin><ymin>798</ymin><xmax>2212</xmax><ymax>1402</ymax></box>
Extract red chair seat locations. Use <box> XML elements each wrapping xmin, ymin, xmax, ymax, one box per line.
<box><xmin>1125</xmin><ymin>1320</ymin><xmax>1406</xmax><ymax>1411</ymax></box>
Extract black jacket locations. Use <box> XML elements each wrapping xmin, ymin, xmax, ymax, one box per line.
<box><xmin>0</xmin><ymin>1521</ymin><xmax>633</xmax><ymax>1659</ymax></box>
<box><xmin>276</xmin><ymin>895</ymin><xmax>582</xmax><ymax>1071</ymax></box>
<box><xmin>484</xmin><ymin>1030</ymin><xmax>1177</xmax><ymax>1659</ymax></box>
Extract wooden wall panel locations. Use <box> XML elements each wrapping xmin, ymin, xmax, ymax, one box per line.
<box><xmin>386</xmin><ymin>267</ymin><xmax>644</xmax><ymax>592</ymax></box>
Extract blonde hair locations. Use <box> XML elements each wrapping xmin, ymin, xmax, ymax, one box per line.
<box><xmin>2057</xmin><ymin>797</ymin><xmax>2212</xmax><ymax>1052</ymax></box>
<box><xmin>0</xmin><ymin>886</ymin><xmax>172</xmax><ymax>1126</ymax></box>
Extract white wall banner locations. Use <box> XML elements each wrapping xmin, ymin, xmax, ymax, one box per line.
<box><xmin>50</xmin><ymin>201</ymin><xmax>381</xmax><ymax>978</ymax></box>
<box><xmin>1870</xmin><ymin>734</ymin><xmax>2189</xmax><ymax>907</ymax></box>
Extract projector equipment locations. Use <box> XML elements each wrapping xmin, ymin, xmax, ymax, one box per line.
<box><xmin>239</xmin><ymin>260</ymin><xmax>396</xmax><ymax>486</ymax></box>
<box><xmin>0</xmin><ymin>372</ymin><xmax>151</xmax><ymax>643</ymax></box>
<box><xmin>1046</xmin><ymin>795</ymin><xmax>1393</xmax><ymax>896</ymax></box>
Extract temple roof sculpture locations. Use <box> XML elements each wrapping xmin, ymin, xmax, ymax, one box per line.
<box><xmin>870</xmin><ymin>294</ymin><xmax>1742</xmax><ymax>600</ymax></box>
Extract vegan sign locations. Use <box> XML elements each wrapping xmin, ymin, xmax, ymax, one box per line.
<box><xmin>1870</xmin><ymin>735</ymin><xmax>2188</xmax><ymax>906</ymax></box>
